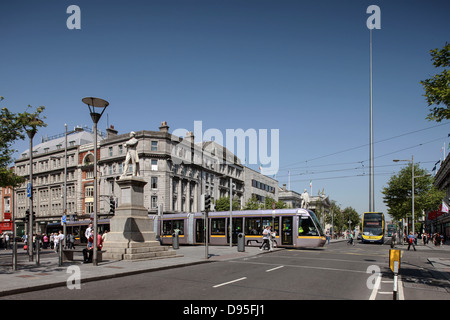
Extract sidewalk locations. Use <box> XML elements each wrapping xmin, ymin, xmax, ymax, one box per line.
<box><xmin>0</xmin><ymin>238</ymin><xmax>346</xmax><ymax>297</ymax></box>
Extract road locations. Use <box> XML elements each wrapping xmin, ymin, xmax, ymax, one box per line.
<box><xmin>2</xmin><ymin>240</ymin><xmax>450</xmax><ymax>302</ymax></box>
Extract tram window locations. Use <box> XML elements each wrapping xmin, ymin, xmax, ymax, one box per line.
<box><xmin>163</xmin><ymin>220</ymin><xmax>184</xmax><ymax>235</ymax></box>
<box><xmin>245</xmin><ymin>217</ymin><xmax>262</xmax><ymax>235</ymax></box>
<box><xmin>211</xmin><ymin>218</ymin><xmax>225</xmax><ymax>235</ymax></box>
<box><xmin>298</xmin><ymin>217</ymin><xmax>318</xmax><ymax>236</ymax></box>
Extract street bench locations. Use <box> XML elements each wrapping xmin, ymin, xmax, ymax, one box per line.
<box><xmin>62</xmin><ymin>249</ymin><xmax>103</xmax><ymax>262</ymax></box>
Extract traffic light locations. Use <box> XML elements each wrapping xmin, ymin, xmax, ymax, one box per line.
<box><xmin>110</xmin><ymin>197</ymin><xmax>116</xmax><ymax>214</ymax></box>
<box><xmin>32</xmin><ymin>211</ymin><xmax>36</xmax><ymax>222</ymax></box>
<box><xmin>204</xmin><ymin>194</ymin><xmax>211</xmax><ymax>212</ymax></box>
<box><xmin>25</xmin><ymin>209</ymin><xmax>30</xmax><ymax>223</ymax></box>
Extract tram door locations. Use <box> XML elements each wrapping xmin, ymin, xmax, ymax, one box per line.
<box><xmin>227</xmin><ymin>218</ymin><xmax>243</xmax><ymax>244</ymax></box>
<box><xmin>281</xmin><ymin>217</ymin><xmax>293</xmax><ymax>245</ymax></box>
<box><xmin>196</xmin><ymin>219</ymin><xmax>205</xmax><ymax>243</ymax></box>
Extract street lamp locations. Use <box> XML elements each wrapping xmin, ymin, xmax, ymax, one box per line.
<box><xmin>82</xmin><ymin>97</ymin><xmax>109</xmax><ymax>266</ymax></box>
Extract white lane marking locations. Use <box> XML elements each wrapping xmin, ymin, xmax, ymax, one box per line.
<box><xmin>369</xmin><ymin>272</ymin><xmax>382</xmax><ymax>300</ymax></box>
<box><xmin>213</xmin><ymin>277</ymin><xmax>247</xmax><ymax>288</ymax></box>
<box><xmin>266</xmin><ymin>266</ymin><xmax>284</xmax><ymax>272</ymax></box>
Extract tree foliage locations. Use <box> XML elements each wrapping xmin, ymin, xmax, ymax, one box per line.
<box><xmin>0</xmin><ymin>97</ymin><xmax>47</xmax><ymax>187</ymax></box>
<box><xmin>214</xmin><ymin>196</ymin><xmax>241</xmax><ymax>211</ymax></box>
<box><xmin>382</xmin><ymin>163</ymin><xmax>444</xmax><ymax>222</ymax></box>
<box><xmin>421</xmin><ymin>42</ymin><xmax>450</xmax><ymax>122</ymax></box>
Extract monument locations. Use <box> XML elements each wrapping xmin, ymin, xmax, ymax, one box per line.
<box><xmin>103</xmin><ymin>134</ymin><xmax>177</xmax><ymax>260</ymax></box>
<box><xmin>301</xmin><ymin>189</ymin><xmax>310</xmax><ymax>209</ymax></box>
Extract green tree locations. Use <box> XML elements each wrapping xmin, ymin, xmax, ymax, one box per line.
<box><xmin>342</xmin><ymin>206</ymin><xmax>360</xmax><ymax>231</ymax></box>
<box><xmin>214</xmin><ymin>196</ymin><xmax>240</xmax><ymax>211</ymax></box>
<box><xmin>0</xmin><ymin>97</ymin><xmax>47</xmax><ymax>187</ymax></box>
<box><xmin>382</xmin><ymin>163</ymin><xmax>444</xmax><ymax>225</ymax></box>
<box><xmin>264</xmin><ymin>196</ymin><xmax>287</xmax><ymax>210</ymax></box>
<box><xmin>243</xmin><ymin>196</ymin><xmax>260</xmax><ymax>210</ymax></box>
<box><xmin>421</xmin><ymin>42</ymin><xmax>450</xmax><ymax>122</ymax></box>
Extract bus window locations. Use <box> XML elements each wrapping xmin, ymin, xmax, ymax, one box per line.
<box><xmin>211</xmin><ymin>218</ymin><xmax>226</xmax><ymax>235</ymax></box>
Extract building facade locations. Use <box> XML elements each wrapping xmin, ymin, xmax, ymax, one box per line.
<box><xmin>12</xmin><ymin>121</ymin><xmax>282</xmax><ymax>234</ymax></box>
<box><xmin>430</xmin><ymin>155</ymin><xmax>450</xmax><ymax>237</ymax></box>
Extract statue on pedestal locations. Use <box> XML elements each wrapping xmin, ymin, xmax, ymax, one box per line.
<box><xmin>121</xmin><ymin>131</ymin><xmax>140</xmax><ymax>178</ymax></box>
<box><xmin>301</xmin><ymin>189</ymin><xmax>310</xmax><ymax>209</ymax></box>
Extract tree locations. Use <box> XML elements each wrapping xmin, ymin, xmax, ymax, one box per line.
<box><xmin>243</xmin><ymin>196</ymin><xmax>260</xmax><ymax>210</ymax></box>
<box><xmin>214</xmin><ymin>196</ymin><xmax>240</xmax><ymax>211</ymax></box>
<box><xmin>382</xmin><ymin>163</ymin><xmax>444</xmax><ymax>224</ymax></box>
<box><xmin>0</xmin><ymin>97</ymin><xmax>46</xmax><ymax>187</ymax></box>
<box><xmin>342</xmin><ymin>206</ymin><xmax>360</xmax><ymax>231</ymax></box>
<box><xmin>421</xmin><ymin>42</ymin><xmax>450</xmax><ymax>122</ymax></box>
<box><xmin>264</xmin><ymin>196</ymin><xmax>287</xmax><ymax>210</ymax></box>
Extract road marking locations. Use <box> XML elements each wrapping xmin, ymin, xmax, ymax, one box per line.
<box><xmin>369</xmin><ymin>272</ymin><xmax>382</xmax><ymax>300</ymax></box>
<box><xmin>398</xmin><ymin>277</ymin><xmax>405</xmax><ymax>300</ymax></box>
<box><xmin>266</xmin><ymin>266</ymin><xmax>284</xmax><ymax>272</ymax></box>
<box><xmin>213</xmin><ymin>277</ymin><xmax>247</xmax><ymax>288</ymax></box>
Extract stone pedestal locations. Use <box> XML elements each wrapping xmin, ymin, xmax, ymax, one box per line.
<box><xmin>102</xmin><ymin>176</ymin><xmax>177</xmax><ymax>260</ymax></box>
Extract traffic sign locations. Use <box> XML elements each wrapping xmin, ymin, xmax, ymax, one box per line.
<box><xmin>27</xmin><ymin>183</ymin><xmax>31</xmax><ymax>198</ymax></box>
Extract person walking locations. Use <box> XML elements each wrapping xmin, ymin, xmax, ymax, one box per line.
<box><xmin>260</xmin><ymin>226</ymin><xmax>271</xmax><ymax>251</ymax></box>
<box><xmin>407</xmin><ymin>231</ymin><xmax>416</xmax><ymax>251</ymax></box>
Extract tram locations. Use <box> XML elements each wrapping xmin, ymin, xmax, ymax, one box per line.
<box><xmin>152</xmin><ymin>208</ymin><xmax>326</xmax><ymax>248</ymax></box>
<box><xmin>46</xmin><ymin>219</ymin><xmax>110</xmax><ymax>244</ymax></box>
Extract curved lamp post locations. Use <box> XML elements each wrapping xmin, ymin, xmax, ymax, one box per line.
<box><xmin>82</xmin><ymin>97</ymin><xmax>109</xmax><ymax>266</ymax></box>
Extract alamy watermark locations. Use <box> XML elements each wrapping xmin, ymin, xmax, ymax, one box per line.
<box><xmin>171</xmin><ymin>121</ymin><xmax>280</xmax><ymax>176</ymax></box>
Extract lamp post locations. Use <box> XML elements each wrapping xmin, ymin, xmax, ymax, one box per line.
<box><xmin>82</xmin><ymin>97</ymin><xmax>109</xmax><ymax>266</ymax></box>
<box><xmin>26</xmin><ymin>128</ymin><xmax>36</xmax><ymax>262</ymax></box>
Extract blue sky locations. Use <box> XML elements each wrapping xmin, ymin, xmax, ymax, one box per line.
<box><xmin>1</xmin><ymin>0</ymin><xmax>449</xmax><ymax>218</ymax></box>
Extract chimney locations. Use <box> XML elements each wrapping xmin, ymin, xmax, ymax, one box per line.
<box><xmin>106</xmin><ymin>125</ymin><xmax>118</xmax><ymax>138</ymax></box>
<box><xmin>283</xmin><ymin>184</ymin><xmax>286</xmax><ymax>191</ymax></box>
<box><xmin>159</xmin><ymin>121</ymin><xmax>169</xmax><ymax>133</ymax></box>
<box><xmin>185</xmin><ymin>131</ymin><xmax>194</xmax><ymax>144</ymax></box>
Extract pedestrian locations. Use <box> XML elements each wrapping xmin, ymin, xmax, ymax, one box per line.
<box><xmin>4</xmin><ymin>233</ymin><xmax>10</xmax><ymax>250</ymax></box>
<box><xmin>407</xmin><ymin>231</ymin><xmax>416</xmax><ymax>251</ymax></box>
<box><xmin>347</xmin><ymin>231</ymin><xmax>355</xmax><ymax>246</ymax></box>
<box><xmin>67</xmin><ymin>232</ymin><xmax>75</xmax><ymax>249</ymax></box>
<box><xmin>83</xmin><ymin>230</ymin><xmax>103</xmax><ymax>263</ymax></box>
<box><xmin>260</xmin><ymin>226</ymin><xmax>271</xmax><ymax>251</ymax></box>
<box><xmin>85</xmin><ymin>223</ymin><xmax>93</xmax><ymax>242</ymax></box>
<box><xmin>423</xmin><ymin>233</ymin><xmax>427</xmax><ymax>246</ymax></box>
<box><xmin>54</xmin><ymin>233</ymin><xmax>59</xmax><ymax>252</ymax></box>
<box><xmin>43</xmin><ymin>234</ymin><xmax>49</xmax><ymax>249</ymax></box>
<box><xmin>269</xmin><ymin>228</ymin><xmax>277</xmax><ymax>251</ymax></box>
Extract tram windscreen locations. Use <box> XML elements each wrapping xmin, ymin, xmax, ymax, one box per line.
<box><xmin>307</xmin><ymin>211</ymin><xmax>324</xmax><ymax>236</ymax></box>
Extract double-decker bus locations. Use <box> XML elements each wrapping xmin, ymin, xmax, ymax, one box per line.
<box><xmin>387</xmin><ymin>224</ymin><xmax>396</xmax><ymax>237</ymax></box>
<box><xmin>361</xmin><ymin>212</ymin><xmax>385</xmax><ymax>244</ymax></box>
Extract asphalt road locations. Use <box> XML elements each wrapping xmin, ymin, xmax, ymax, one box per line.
<box><xmin>2</xmin><ymin>240</ymin><xmax>450</xmax><ymax>303</ymax></box>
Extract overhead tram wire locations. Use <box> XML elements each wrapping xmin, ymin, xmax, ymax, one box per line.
<box><xmin>279</xmin><ymin>122</ymin><xmax>450</xmax><ymax>170</ymax></box>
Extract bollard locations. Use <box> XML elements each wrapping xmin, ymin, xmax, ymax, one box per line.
<box><xmin>36</xmin><ymin>240</ymin><xmax>40</xmax><ymax>266</ymax></box>
<box><xmin>172</xmin><ymin>232</ymin><xmax>179</xmax><ymax>249</ymax></box>
<box><xmin>58</xmin><ymin>241</ymin><xmax>63</xmax><ymax>266</ymax></box>
<box><xmin>237</xmin><ymin>233</ymin><xmax>245</xmax><ymax>252</ymax></box>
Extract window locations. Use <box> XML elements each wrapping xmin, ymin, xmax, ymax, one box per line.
<box><xmin>298</xmin><ymin>216</ymin><xmax>319</xmax><ymax>236</ymax></box>
<box><xmin>118</xmin><ymin>145</ymin><xmax>123</xmax><ymax>154</ymax></box>
<box><xmin>151</xmin><ymin>141</ymin><xmax>158</xmax><ymax>151</ymax></box>
<box><xmin>245</xmin><ymin>217</ymin><xmax>263</xmax><ymax>235</ymax></box>
<box><xmin>211</xmin><ymin>218</ymin><xmax>226</xmax><ymax>235</ymax></box>
<box><xmin>109</xmin><ymin>147</ymin><xmax>113</xmax><ymax>156</ymax></box>
<box><xmin>151</xmin><ymin>196</ymin><xmax>158</xmax><ymax>209</ymax></box>
<box><xmin>85</xmin><ymin>201</ymin><xmax>94</xmax><ymax>214</ymax></box>
<box><xmin>163</xmin><ymin>220</ymin><xmax>184</xmax><ymax>235</ymax></box>
<box><xmin>151</xmin><ymin>177</ymin><xmax>158</xmax><ymax>189</ymax></box>
<box><xmin>151</xmin><ymin>159</ymin><xmax>158</xmax><ymax>171</ymax></box>
<box><xmin>85</xmin><ymin>186</ymin><xmax>94</xmax><ymax>198</ymax></box>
